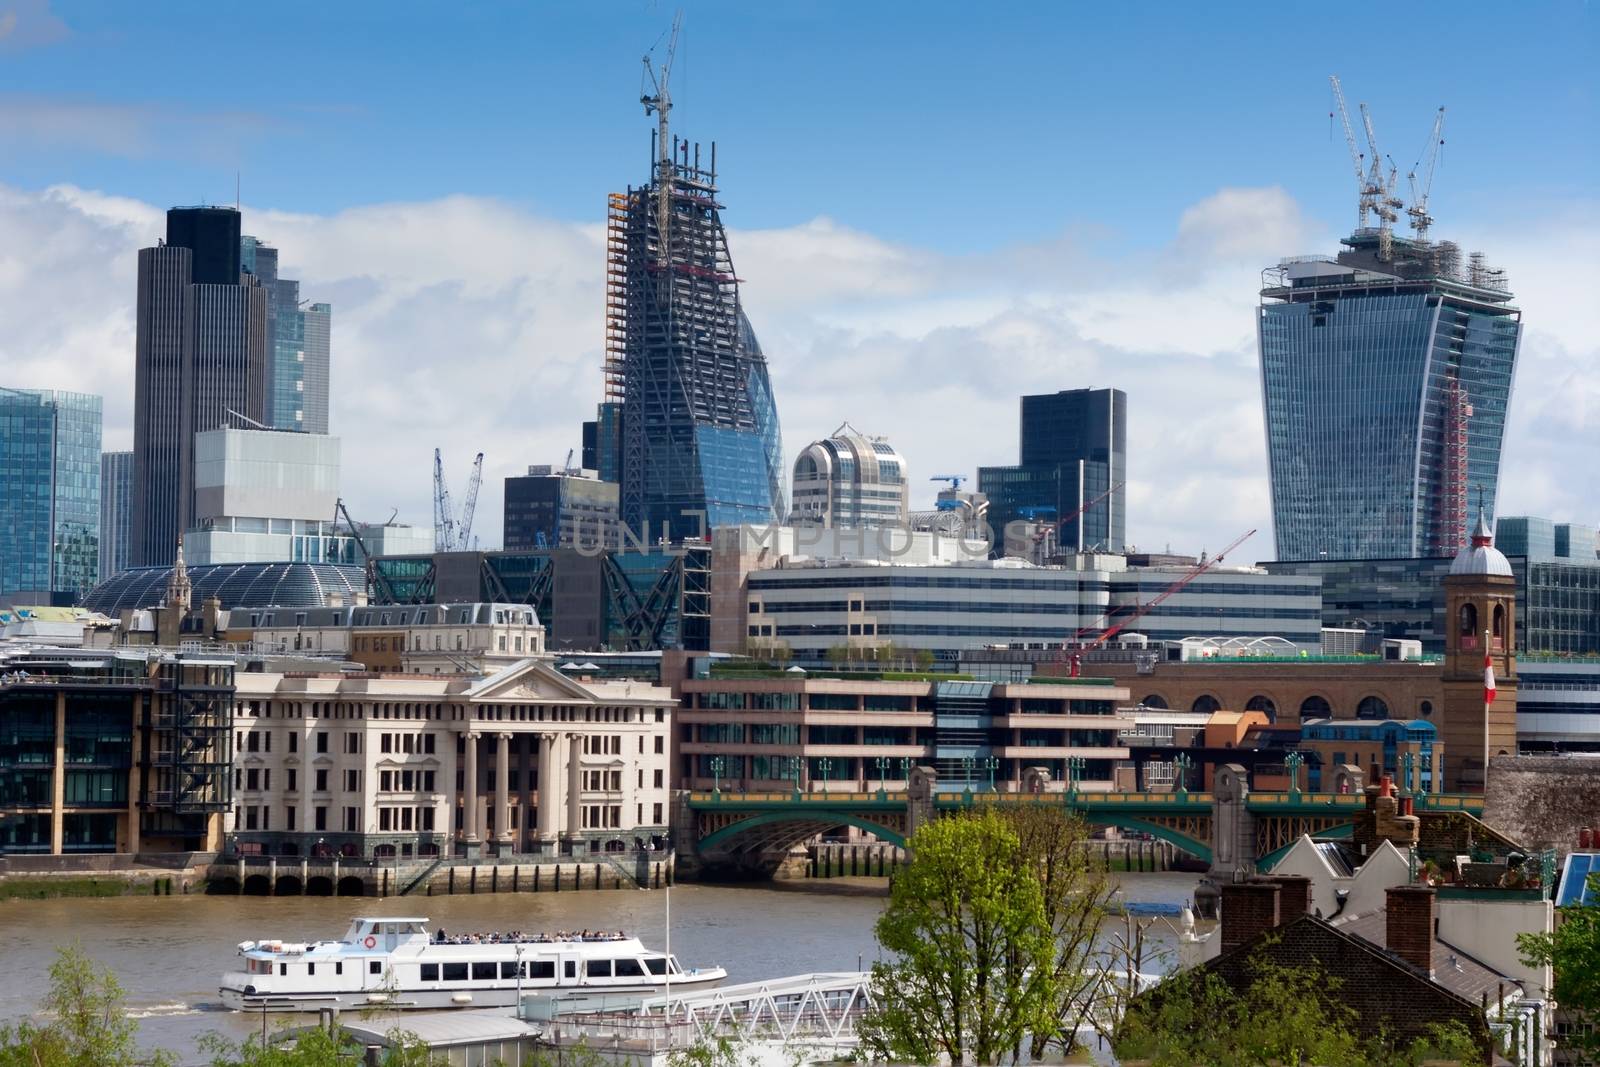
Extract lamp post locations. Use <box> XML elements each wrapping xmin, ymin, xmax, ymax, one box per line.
<box><xmin>1284</xmin><ymin>751</ymin><xmax>1305</xmax><ymax>796</ymax></box>
<box><xmin>709</xmin><ymin>756</ymin><xmax>725</xmax><ymax>797</ymax></box>
<box><xmin>1401</xmin><ymin>751</ymin><xmax>1416</xmax><ymax>797</ymax></box>
<box><xmin>818</xmin><ymin>757</ymin><xmax>834</xmax><ymax>796</ymax></box>
<box><xmin>898</xmin><ymin>757</ymin><xmax>913</xmax><ymax>786</ymax></box>
<box><xmin>961</xmin><ymin>756</ymin><xmax>975</xmax><ymax>796</ymax></box>
<box><xmin>1172</xmin><ymin>753</ymin><xmax>1194</xmax><ymax>798</ymax></box>
<box><xmin>1065</xmin><ymin>756</ymin><xmax>1086</xmax><ymax>801</ymax></box>
<box><xmin>789</xmin><ymin>755</ymin><xmax>804</xmax><ymax>796</ymax></box>
<box><xmin>983</xmin><ymin>756</ymin><xmax>1000</xmax><ymax>793</ymax></box>
<box><xmin>873</xmin><ymin>756</ymin><xmax>889</xmax><ymax>799</ymax></box>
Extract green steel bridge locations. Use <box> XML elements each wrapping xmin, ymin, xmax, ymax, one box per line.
<box><xmin>685</xmin><ymin>788</ymin><xmax>1486</xmax><ymax>872</ymax></box>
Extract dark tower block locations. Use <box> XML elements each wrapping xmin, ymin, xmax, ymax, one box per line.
<box><xmin>1440</xmin><ymin>512</ymin><xmax>1518</xmax><ymax>790</ymax></box>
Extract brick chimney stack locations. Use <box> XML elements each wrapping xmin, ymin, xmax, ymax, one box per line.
<box><xmin>1385</xmin><ymin>884</ymin><xmax>1436</xmax><ymax>977</ymax></box>
<box><xmin>1267</xmin><ymin>874</ymin><xmax>1312</xmax><ymax>923</ymax></box>
<box><xmin>1220</xmin><ymin>881</ymin><xmax>1281</xmax><ymax>954</ymax></box>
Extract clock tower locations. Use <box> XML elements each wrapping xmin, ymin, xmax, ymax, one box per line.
<box><xmin>1440</xmin><ymin>512</ymin><xmax>1518</xmax><ymax>791</ymax></box>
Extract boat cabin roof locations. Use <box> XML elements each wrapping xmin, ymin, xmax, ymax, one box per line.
<box><xmin>346</xmin><ymin>918</ymin><xmax>429</xmax><ymax>936</ymax></box>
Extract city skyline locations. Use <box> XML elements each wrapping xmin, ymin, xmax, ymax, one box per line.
<box><xmin>0</xmin><ymin>2</ymin><xmax>1594</xmax><ymax>557</ymax></box>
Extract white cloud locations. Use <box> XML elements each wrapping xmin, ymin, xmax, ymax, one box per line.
<box><xmin>1</xmin><ymin>181</ymin><xmax>1595</xmax><ymax>560</ymax></box>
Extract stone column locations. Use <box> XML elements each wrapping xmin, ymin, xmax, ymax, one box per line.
<box><xmin>564</xmin><ymin>732</ymin><xmax>584</xmax><ymax>845</ymax></box>
<box><xmin>495</xmin><ymin>732</ymin><xmax>512</xmax><ymax>849</ymax></box>
<box><xmin>516</xmin><ymin>735</ymin><xmax>534</xmax><ymax>851</ymax></box>
<box><xmin>300</xmin><ymin>723</ymin><xmax>315</xmax><ymax>850</ymax></box>
<box><xmin>463</xmin><ymin>732</ymin><xmax>480</xmax><ymax>844</ymax></box>
<box><xmin>536</xmin><ymin>733</ymin><xmax>559</xmax><ymax>849</ymax></box>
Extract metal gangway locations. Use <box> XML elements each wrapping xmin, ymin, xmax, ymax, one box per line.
<box><xmin>539</xmin><ymin>972</ymin><xmax>875</xmax><ymax>1053</ymax></box>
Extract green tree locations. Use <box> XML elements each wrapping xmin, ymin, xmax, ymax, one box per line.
<box><xmin>1114</xmin><ymin>953</ymin><xmax>1488</xmax><ymax>1066</ymax></box>
<box><xmin>859</xmin><ymin>809</ymin><xmax>1060</xmax><ymax>1065</ymax></box>
<box><xmin>993</xmin><ymin>804</ymin><xmax>1116</xmax><ymax>1059</ymax></box>
<box><xmin>1519</xmin><ymin>872</ymin><xmax>1600</xmax><ymax>1062</ymax></box>
<box><xmin>0</xmin><ymin>944</ymin><xmax>172</xmax><ymax>1067</ymax></box>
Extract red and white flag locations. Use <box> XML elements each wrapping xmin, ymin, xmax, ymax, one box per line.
<box><xmin>1484</xmin><ymin>650</ymin><xmax>1496</xmax><ymax>706</ymax></box>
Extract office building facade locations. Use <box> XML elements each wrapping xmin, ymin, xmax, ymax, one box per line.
<box><xmin>979</xmin><ymin>388</ymin><xmax>1126</xmax><ymax>554</ymax></box>
<box><xmin>740</xmin><ymin>558</ymin><xmax>1321</xmax><ymax>662</ymax></box>
<box><xmin>98</xmin><ymin>451</ymin><xmax>133</xmax><ymax>582</ymax></box>
<box><xmin>503</xmin><ymin>467</ymin><xmax>620</xmax><ymax>551</ymax></box>
<box><xmin>789</xmin><ymin>426</ymin><xmax>909</xmax><ymax>529</ymax></box>
<box><xmin>604</xmin><ymin>130</ymin><xmax>785</xmax><ymax>536</ymax></box>
<box><xmin>241</xmin><ymin>236</ymin><xmax>331</xmax><ymax>435</ymax></box>
<box><xmin>1258</xmin><ymin>234</ymin><xmax>1521</xmax><ymax>560</ymax></box>
<box><xmin>183</xmin><ymin>427</ymin><xmax>345</xmax><ymax>565</ymax></box>
<box><xmin>132</xmin><ymin>207</ymin><xmax>268</xmax><ymax>568</ymax></box>
<box><xmin>0</xmin><ymin>388</ymin><xmax>101</xmax><ymax>601</ymax></box>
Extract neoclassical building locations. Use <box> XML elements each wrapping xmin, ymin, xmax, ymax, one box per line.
<box><xmin>228</xmin><ymin>659</ymin><xmax>674</xmax><ymax>859</ymax></box>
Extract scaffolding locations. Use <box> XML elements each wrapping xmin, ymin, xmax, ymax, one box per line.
<box><xmin>603</xmin><ymin>192</ymin><xmax>629</xmax><ymax>402</ymax></box>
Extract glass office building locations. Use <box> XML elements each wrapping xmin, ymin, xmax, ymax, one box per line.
<box><xmin>0</xmin><ymin>388</ymin><xmax>101</xmax><ymax>601</ymax></box>
<box><xmin>241</xmin><ymin>236</ymin><xmax>331</xmax><ymax>435</ymax></box>
<box><xmin>607</xmin><ymin>132</ymin><xmax>785</xmax><ymax>537</ymax></box>
<box><xmin>1258</xmin><ymin>234</ymin><xmax>1521</xmax><ymax>560</ymax></box>
<box><xmin>98</xmin><ymin>451</ymin><xmax>133</xmax><ymax>582</ymax></box>
<box><xmin>979</xmin><ymin>388</ymin><xmax>1126</xmax><ymax>554</ymax></box>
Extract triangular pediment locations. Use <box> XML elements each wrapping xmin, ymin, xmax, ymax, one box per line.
<box><xmin>466</xmin><ymin>658</ymin><xmax>595</xmax><ymax>703</ymax></box>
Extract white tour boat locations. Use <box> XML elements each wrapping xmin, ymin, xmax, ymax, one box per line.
<box><xmin>219</xmin><ymin>917</ymin><xmax>726</xmax><ymax>1012</ymax></box>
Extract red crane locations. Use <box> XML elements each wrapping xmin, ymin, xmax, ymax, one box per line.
<box><xmin>1070</xmin><ymin>528</ymin><xmax>1258</xmax><ymax>651</ymax></box>
<box><xmin>1050</xmin><ymin>481</ymin><xmax>1125</xmax><ymax>550</ymax></box>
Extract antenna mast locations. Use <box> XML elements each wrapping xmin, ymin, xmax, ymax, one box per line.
<box><xmin>641</xmin><ymin>12</ymin><xmax>683</xmax><ymax>268</ymax></box>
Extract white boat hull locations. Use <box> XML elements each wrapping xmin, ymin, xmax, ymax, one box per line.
<box><xmin>220</xmin><ymin>969</ymin><xmax>725</xmax><ymax>1013</ymax></box>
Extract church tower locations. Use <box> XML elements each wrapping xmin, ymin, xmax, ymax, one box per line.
<box><xmin>1440</xmin><ymin>512</ymin><xmax>1518</xmax><ymax>791</ymax></box>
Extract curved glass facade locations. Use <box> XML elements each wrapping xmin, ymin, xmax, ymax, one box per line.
<box><xmin>1259</xmin><ymin>240</ymin><xmax>1521</xmax><ymax>560</ymax></box>
<box><xmin>82</xmin><ymin>561</ymin><xmax>364</xmax><ymax>614</ymax></box>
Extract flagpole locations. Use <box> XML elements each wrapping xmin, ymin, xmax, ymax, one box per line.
<box><xmin>1483</xmin><ymin>627</ymin><xmax>1495</xmax><ymax>779</ymax></box>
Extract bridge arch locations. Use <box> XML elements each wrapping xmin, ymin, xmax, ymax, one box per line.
<box><xmin>698</xmin><ymin>811</ymin><xmax>907</xmax><ymax>855</ymax></box>
<box><xmin>1080</xmin><ymin>815</ymin><xmax>1212</xmax><ymax>864</ymax></box>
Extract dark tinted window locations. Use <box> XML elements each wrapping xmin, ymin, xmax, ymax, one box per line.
<box><xmin>564</xmin><ymin>960</ymin><xmax>576</xmax><ymax>979</ymax></box>
<box><xmin>645</xmin><ymin>957</ymin><xmax>667</xmax><ymax>976</ymax></box>
<box><xmin>472</xmin><ymin>962</ymin><xmax>496</xmax><ymax>981</ymax></box>
<box><xmin>529</xmin><ymin>960</ymin><xmax>555</xmax><ymax>980</ymax></box>
<box><xmin>615</xmin><ymin>959</ymin><xmax>645</xmax><ymax>978</ymax></box>
<box><xmin>442</xmin><ymin>963</ymin><xmax>468</xmax><ymax>982</ymax></box>
<box><xmin>585</xmin><ymin>959</ymin><xmax>612</xmax><ymax>978</ymax></box>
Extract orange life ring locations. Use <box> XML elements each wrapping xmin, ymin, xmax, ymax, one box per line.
<box><xmin>363</xmin><ymin>935</ymin><xmax>377</xmax><ymax>949</ymax></box>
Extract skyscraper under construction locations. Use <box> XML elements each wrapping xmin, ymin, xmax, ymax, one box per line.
<box><xmin>597</xmin><ymin>30</ymin><xmax>784</xmax><ymax>537</ymax></box>
<box><xmin>1259</xmin><ymin>82</ymin><xmax>1521</xmax><ymax>561</ymax></box>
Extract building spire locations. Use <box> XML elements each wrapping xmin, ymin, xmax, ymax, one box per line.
<box><xmin>1471</xmin><ymin>507</ymin><xmax>1493</xmax><ymax>548</ymax></box>
<box><xmin>166</xmin><ymin>535</ymin><xmax>192</xmax><ymax>614</ymax></box>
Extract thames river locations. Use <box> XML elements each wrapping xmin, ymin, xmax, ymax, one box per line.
<box><xmin>0</xmin><ymin>874</ymin><xmax>1198</xmax><ymax>1062</ymax></box>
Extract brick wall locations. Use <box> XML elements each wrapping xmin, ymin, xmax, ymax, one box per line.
<box><xmin>1266</xmin><ymin>874</ymin><xmax>1312</xmax><ymax>923</ymax></box>
<box><xmin>1385</xmin><ymin>884</ymin><xmax>1436</xmax><ymax>976</ymax></box>
<box><xmin>1220</xmin><ymin>881</ymin><xmax>1280</xmax><ymax>954</ymax></box>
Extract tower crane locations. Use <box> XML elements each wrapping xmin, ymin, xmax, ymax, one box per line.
<box><xmin>1407</xmin><ymin>107</ymin><xmax>1446</xmax><ymax>242</ymax></box>
<box><xmin>641</xmin><ymin>11</ymin><xmax>682</xmax><ymax>268</ymax></box>
<box><xmin>432</xmin><ymin>449</ymin><xmax>454</xmax><ymax>553</ymax></box>
<box><xmin>1068</xmin><ymin>528</ymin><xmax>1256</xmax><ymax>651</ymax></box>
<box><xmin>1359</xmin><ymin>101</ymin><xmax>1402</xmax><ymax>260</ymax></box>
<box><xmin>1329</xmin><ymin>75</ymin><xmax>1376</xmax><ymax>232</ymax></box>
<box><xmin>432</xmin><ymin>449</ymin><xmax>485</xmax><ymax>552</ymax></box>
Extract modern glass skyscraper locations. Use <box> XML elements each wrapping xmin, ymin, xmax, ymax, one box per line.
<box><xmin>0</xmin><ymin>388</ymin><xmax>101</xmax><ymax>600</ymax></box>
<box><xmin>979</xmin><ymin>388</ymin><xmax>1126</xmax><ymax>553</ymax></box>
<box><xmin>241</xmin><ymin>236</ymin><xmax>331</xmax><ymax>435</ymax></box>
<box><xmin>1259</xmin><ymin>233</ymin><xmax>1521</xmax><ymax>560</ymax></box>
<box><xmin>604</xmin><ymin>127</ymin><xmax>785</xmax><ymax>536</ymax></box>
<box><xmin>98</xmin><ymin>451</ymin><xmax>133</xmax><ymax>581</ymax></box>
<box><xmin>132</xmin><ymin>207</ymin><xmax>268</xmax><ymax>567</ymax></box>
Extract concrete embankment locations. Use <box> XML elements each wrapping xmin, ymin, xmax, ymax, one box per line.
<box><xmin>0</xmin><ymin>853</ymin><xmax>212</xmax><ymax>899</ymax></box>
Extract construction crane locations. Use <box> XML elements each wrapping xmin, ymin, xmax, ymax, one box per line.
<box><xmin>1070</xmin><ymin>529</ymin><xmax>1257</xmax><ymax>651</ymax></box>
<box><xmin>1329</xmin><ymin>75</ymin><xmax>1376</xmax><ymax>232</ymax></box>
<box><xmin>641</xmin><ymin>11</ymin><xmax>682</xmax><ymax>268</ymax></box>
<box><xmin>1407</xmin><ymin>107</ymin><xmax>1447</xmax><ymax>242</ymax></box>
<box><xmin>1358</xmin><ymin>101</ymin><xmax>1404</xmax><ymax>259</ymax></box>
<box><xmin>930</xmin><ymin>474</ymin><xmax>966</xmax><ymax>493</ymax></box>
<box><xmin>432</xmin><ymin>449</ymin><xmax>485</xmax><ymax>552</ymax></box>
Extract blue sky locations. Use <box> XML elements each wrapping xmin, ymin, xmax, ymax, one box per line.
<box><xmin>2</xmin><ymin>0</ymin><xmax>1596</xmax><ymax>553</ymax></box>
<box><xmin>3</xmin><ymin>1</ymin><xmax>1593</xmax><ymax>251</ymax></box>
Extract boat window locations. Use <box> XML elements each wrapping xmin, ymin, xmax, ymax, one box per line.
<box><xmin>279</xmin><ymin>963</ymin><xmax>288</xmax><ymax>977</ymax></box>
<box><xmin>472</xmin><ymin>962</ymin><xmax>496</xmax><ymax>981</ymax></box>
<box><xmin>335</xmin><ymin>963</ymin><xmax>343</xmax><ymax>976</ymax></box>
<box><xmin>615</xmin><ymin>959</ymin><xmax>645</xmax><ymax>978</ymax></box>
<box><xmin>421</xmin><ymin>964</ymin><xmax>439</xmax><ymax>982</ymax></box>
<box><xmin>564</xmin><ymin>961</ymin><xmax>576</xmax><ymax>979</ymax></box>
<box><xmin>645</xmin><ymin>957</ymin><xmax>668</xmax><ymax>976</ymax></box>
<box><xmin>306</xmin><ymin>964</ymin><xmax>315</xmax><ymax>976</ymax></box>
<box><xmin>500</xmin><ymin>962</ymin><xmax>519</xmax><ymax>980</ymax></box>
<box><xmin>529</xmin><ymin>961</ymin><xmax>555</xmax><ymax>981</ymax></box>
<box><xmin>586</xmin><ymin>960</ymin><xmax>613</xmax><ymax>978</ymax></box>
<box><xmin>369</xmin><ymin>961</ymin><xmax>382</xmax><ymax>975</ymax></box>
<box><xmin>442</xmin><ymin>963</ymin><xmax>468</xmax><ymax>982</ymax></box>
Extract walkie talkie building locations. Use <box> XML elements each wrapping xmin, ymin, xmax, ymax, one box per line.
<box><xmin>1259</xmin><ymin>232</ymin><xmax>1521</xmax><ymax>561</ymax></box>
